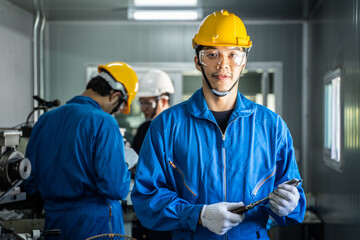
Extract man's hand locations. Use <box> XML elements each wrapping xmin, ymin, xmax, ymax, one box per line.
<box><xmin>269</xmin><ymin>181</ymin><xmax>300</xmax><ymax>217</ymax></box>
<box><xmin>200</xmin><ymin>202</ymin><xmax>245</xmax><ymax>235</ymax></box>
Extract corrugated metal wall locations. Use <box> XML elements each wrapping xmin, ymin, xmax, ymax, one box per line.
<box><xmin>246</xmin><ymin>23</ymin><xmax>303</xmax><ymax>149</ymax></box>
<box><xmin>46</xmin><ymin>21</ymin><xmax>304</xmax><ymax>151</ymax></box>
<box><xmin>307</xmin><ymin>0</ymin><xmax>360</xmax><ymax>239</ymax></box>
<box><xmin>0</xmin><ymin>0</ymin><xmax>33</xmax><ymax>127</ymax></box>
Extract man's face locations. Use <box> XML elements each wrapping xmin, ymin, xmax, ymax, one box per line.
<box><xmin>139</xmin><ymin>96</ymin><xmax>158</xmax><ymax>120</ymax></box>
<box><xmin>109</xmin><ymin>92</ymin><xmax>124</xmax><ymax>115</ymax></box>
<box><xmin>195</xmin><ymin>46</ymin><xmax>246</xmax><ymax>93</ymax></box>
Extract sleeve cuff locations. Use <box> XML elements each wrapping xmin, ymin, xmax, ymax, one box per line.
<box><xmin>180</xmin><ymin>204</ymin><xmax>204</xmax><ymax>232</ymax></box>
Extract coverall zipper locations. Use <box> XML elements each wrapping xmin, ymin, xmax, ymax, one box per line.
<box><xmin>209</xmin><ymin>117</ymin><xmax>238</xmax><ymax>240</ymax></box>
<box><xmin>222</xmin><ymin>118</ymin><xmax>237</xmax><ymax>240</ymax></box>
<box><xmin>208</xmin><ymin>119</ymin><xmax>227</xmax><ymax>201</ymax></box>
<box><xmin>208</xmin><ymin>118</ymin><xmax>238</xmax><ymax>195</ymax></box>
<box><xmin>169</xmin><ymin>160</ymin><xmax>197</xmax><ymax>197</ymax></box>
<box><xmin>107</xmin><ymin>204</ymin><xmax>113</xmax><ymax>233</ymax></box>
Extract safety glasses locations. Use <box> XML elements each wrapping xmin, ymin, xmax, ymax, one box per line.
<box><xmin>199</xmin><ymin>48</ymin><xmax>246</xmax><ymax>67</ymax></box>
<box><xmin>139</xmin><ymin>98</ymin><xmax>157</xmax><ymax>109</ymax></box>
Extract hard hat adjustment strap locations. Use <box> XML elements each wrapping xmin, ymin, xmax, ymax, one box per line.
<box><xmin>110</xmin><ymin>94</ymin><xmax>126</xmax><ymax>115</ymax></box>
<box><xmin>98</xmin><ymin>71</ymin><xmax>128</xmax><ymax>101</ymax></box>
<box><xmin>245</xmin><ymin>46</ymin><xmax>252</xmax><ymax>56</ymax></box>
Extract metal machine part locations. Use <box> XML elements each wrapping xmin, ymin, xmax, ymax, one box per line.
<box><xmin>231</xmin><ymin>179</ymin><xmax>303</xmax><ymax>214</ymax></box>
<box><xmin>0</xmin><ymin>149</ymin><xmax>31</xmax><ymax>189</ymax></box>
<box><xmin>0</xmin><ymin>225</ymin><xmax>61</xmax><ymax>240</ymax></box>
<box><xmin>0</xmin><ymin>129</ymin><xmax>31</xmax><ymax>204</ymax></box>
<box><xmin>0</xmin><ymin>129</ymin><xmax>60</xmax><ymax>240</ymax></box>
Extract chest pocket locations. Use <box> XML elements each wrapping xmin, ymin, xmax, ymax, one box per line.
<box><xmin>168</xmin><ymin>161</ymin><xmax>198</xmax><ymax>203</ymax></box>
<box><xmin>251</xmin><ymin>166</ymin><xmax>276</xmax><ymax>200</ymax></box>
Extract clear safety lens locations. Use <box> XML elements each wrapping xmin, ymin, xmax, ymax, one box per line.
<box><xmin>199</xmin><ymin>49</ymin><xmax>246</xmax><ymax>67</ymax></box>
<box><xmin>139</xmin><ymin>99</ymin><xmax>156</xmax><ymax>109</ymax></box>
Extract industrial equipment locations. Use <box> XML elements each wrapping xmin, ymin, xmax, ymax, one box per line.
<box><xmin>0</xmin><ymin>129</ymin><xmax>60</xmax><ymax>240</ymax></box>
<box><xmin>0</xmin><ymin>129</ymin><xmax>31</xmax><ymax>205</ymax></box>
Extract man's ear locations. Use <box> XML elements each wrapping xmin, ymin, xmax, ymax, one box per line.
<box><xmin>109</xmin><ymin>91</ymin><xmax>121</xmax><ymax>102</ymax></box>
<box><xmin>162</xmin><ymin>96</ymin><xmax>169</xmax><ymax>107</ymax></box>
<box><xmin>194</xmin><ymin>56</ymin><xmax>201</xmax><ymax>71</ymax></box>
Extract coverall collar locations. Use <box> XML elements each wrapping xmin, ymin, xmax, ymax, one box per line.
<box><xmin>186</xmin><ymin>88</ymin><xmax>255</xmax><ymax>122</ymax></box>
<box><xmin>67</xmin><ymin>96</ymin><xmax>102</xmax><ymax>110</ymax></box>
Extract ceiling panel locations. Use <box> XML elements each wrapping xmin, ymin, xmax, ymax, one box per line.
<box><xmin>8</xmin><ymin>0</ymin><xmax>306</xmax><ymax>21</ymax></box>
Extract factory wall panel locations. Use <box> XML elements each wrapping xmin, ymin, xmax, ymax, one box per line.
<box><xmin>47</xmin><ymin>21</ymin><xmax>303</xmax><ymax>153</ymax></box>
<box><xmin>308</xmin><ymin>0</ymin><xmax>360</xmax><ymax>238</ymax></box>
<box><xmin>0</xmin><ymin>1</ymin><xmax>33</xmax><ymax>127</ymax></box>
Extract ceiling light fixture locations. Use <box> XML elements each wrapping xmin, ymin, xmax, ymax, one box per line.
<box><xmin>130</xmin><ymin>9</ymin><xmax>201</xmax><ymax>21</ymax></box>
<box><xmin>134</xmin><ymin>0</ymin><xmax>197</xmax><ymax>7</ymax></box>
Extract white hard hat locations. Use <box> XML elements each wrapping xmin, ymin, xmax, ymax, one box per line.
<box><xmin>137</xmin><ymin>70</ymin><xmax>175</xmax><ymax>97</ymax></box>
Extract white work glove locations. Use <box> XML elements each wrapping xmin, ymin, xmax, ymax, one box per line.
<box><xmin>200</xmin><ymin>202</ymin><xmax>245</xmax><ymax>235</ymax></box>
<box><xmin>124</xmin><ymin>146</ymin><xmax>138</xmax><ymax>170</ymax></box>
<box><xmin>269</xmin><ymin>180</ymin><xmax>300</xmax><ymax>217</ymax></box>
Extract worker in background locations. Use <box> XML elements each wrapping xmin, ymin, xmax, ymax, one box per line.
<box><xmin>132</xmin><ymin>69</ymin><xmax>175</xmax><ymax>155</ymax></box>
<box><xmin>24</xmin><ymin>62</ymin><xmax>138</xmax><ymax>240</ymax></box>
<box><xmin>131</xmin><ymin>10</ymin><xmax>306</xmax><ymax>239</ymax></box>
<box><xmin>131</xmin><ymin>69</ymin><xmax>174</xmax><ymax>240</ymax></box>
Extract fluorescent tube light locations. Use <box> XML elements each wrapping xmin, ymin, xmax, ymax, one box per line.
<box><xmin>132</xmin><ymin>10</ymin><xmax>199</xmax><ymax>20</ymax></box>
<box><xmin>134</xmin><ymin>0</ymin><xmax>197</xmax><ymax>7</ymax></box>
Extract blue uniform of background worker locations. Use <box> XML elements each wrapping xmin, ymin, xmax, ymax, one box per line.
<box><xmin>24</xmin><ymin>62</ymin><xmax>138</xmax><ymax>239</ymax></box>
<box><xmin>131</xmin><ymin>69</ymin><xmax>175</xmax><ymax>240</ymax></box>
<box><xmin>131</xmin><ymin>10</ymin><xmax>306</xmax><ymax>240</ymax></box>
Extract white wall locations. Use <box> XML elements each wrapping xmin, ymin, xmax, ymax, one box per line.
<box><xmin>0</xmin><ymin>0</ymin><xmax>33</xmax><ymax>127</ymax></box>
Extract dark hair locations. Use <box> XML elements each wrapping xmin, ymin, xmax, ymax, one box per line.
<box><xmin>86</xmin><ymin>76</ymin><xmax>113</xmax><ymax>96</ymax></box>
<box><xmin>86</xmin><ymin>74</ymin><xmax>123</xmax><ymax>96</ymax></box>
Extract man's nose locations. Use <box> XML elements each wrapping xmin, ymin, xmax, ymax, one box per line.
<box><xmin>217</xmin><ymin>56</ymin><xmax>230</xmax><ymax>69</ymax></box>
<box><xmin>141</xmin><ymin>104</ymin><xmax>147</xmax><ymax>111</ymax></box>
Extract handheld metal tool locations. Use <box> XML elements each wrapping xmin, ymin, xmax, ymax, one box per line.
<box><xmin>231</xmin><ymin>178</ymin><xmax>303</xmax><ymax>214</ymax></box>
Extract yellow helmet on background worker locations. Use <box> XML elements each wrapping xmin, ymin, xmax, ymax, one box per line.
<box><xmin>192</xmin><ymin>9</ymin><xmax>252</xmax><ymax>49</ymax></box>
<box><xmin>98</xmin><ymin>62</ymin><xmax>139</xmax><ymax>114</ymax></box>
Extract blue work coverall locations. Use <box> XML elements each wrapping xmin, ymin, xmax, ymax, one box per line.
<box><xmin>24</xmin><ymin>96</ymin><xmax>130</xmax><ymax>240</ymax></box>
<box><xmin>131</xmin><ymin>89</ymin><xmax>306</xmax><ymax>240</ymax></box>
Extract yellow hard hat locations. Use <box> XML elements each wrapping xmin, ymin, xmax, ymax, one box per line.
<box><xmin>192</xmin><ymin>9</ymin><xmax>252</xmax><ymax>49</ymax></box>
<box><xmin>98</xmin><ymin>62</ymin><xmax>139</xmax><ymax>114</ymax></box>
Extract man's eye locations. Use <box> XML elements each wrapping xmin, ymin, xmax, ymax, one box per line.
<box><xmin>207</xmin><ymin>53</ymin><xmax>218</xmax><ymax>58</ymax></box>
<box><xmin>229</xmin><ymin>52</ymin><xmax>240</xmax><ymax>58</ymax></box>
